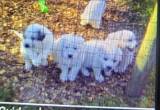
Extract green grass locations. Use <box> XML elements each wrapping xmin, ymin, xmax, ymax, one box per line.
<box><xmin>138</xmin><ymin>69</ymin><xmax>155</xmax><ymax>108</ymax></box>
<box><xmin>73</xmin><ymin>95</ymin><xmax>128</xmax><ymax>107</ymax></box>
<box><xmin>0</xmin><ymin>85</ymin><xmax>14</xmax><ymax>102</ymax></box>
<box><xmin>117</xmin><ymin>0</ymin><xmax>156</xmax><ymax>24</ymax></box>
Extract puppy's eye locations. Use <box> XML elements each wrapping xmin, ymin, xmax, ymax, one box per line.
<box><xmin>113</xmin><ymin>59</ymin><xmax>117</xmax><ymax>63</ymax></box>
<box><xmin>37</xmin><ymin>34</ymin><xmax>45</xmax><ymax>41</ymax></box>
<box><xmin>31</xmin><ymin>37</ymin><xmax>35</xmax><ymax>40</ymax></box>
<box><xmin>128</xmin><ymin>39</ymin><xmax>132</xmax><ymax>42</ymax></box>
<box><xmin>24</xmin><ymin>44</ymin><xmax>30</xmax><ymax>48</ymax></box>
<box><xmin>104</xmin><ymin>58</ymin><xmax>108</xmax><ymax>61</ymax></box>
<box><xmin>73</xmin><ymin>47</ymin><xmax>77</xmax><ymax>50</ymax></box>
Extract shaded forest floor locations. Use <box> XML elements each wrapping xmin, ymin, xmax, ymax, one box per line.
<box><xmin>0</xmin><ymin>0</ymin><xmax>155</xmax><ymax>107</ymax></box>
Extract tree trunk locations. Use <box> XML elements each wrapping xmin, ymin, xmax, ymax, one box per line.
<box><xmin>126</xmin><ymin>3</ymin><xmax>157</xmax><ymax>97</ymax></box>
<box><xmin>126</xmin><ymin>41</ymin><xmax>156</xmax><ymax>97</ymax></box>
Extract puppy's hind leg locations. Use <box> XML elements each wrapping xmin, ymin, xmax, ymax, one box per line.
<box><xmin>41</xmin><ymin>58</ymin><xmax>48</xmax><ymax>66</ymax></box>
<box><xmin>40</xmin><ymin>45</ymin><xmax>54</xmax><ymax>66</ymax></box>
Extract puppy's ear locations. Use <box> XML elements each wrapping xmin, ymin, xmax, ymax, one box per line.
<box><xmin>78</xmin><ymin>37</ymin><xmax>85</xmax><ymax>44</ymax></box>
<box><xmin>80</xmin><ymin>38</ymin><xmax>85</xmax><ymax>43</ymax></box>
<box><xmin>59</xmin><ymin>38</ymin><xmax>65</xmax><ymax>50</ymax></box>
<box><xmin>9</xmin><ymin>30</ymin><xmax>23</xmax><ymax>40</ymax></box>
<box><xmin>37</xmin><ymin>31</ymin><xmax>45</xmax><ymax>41</ymax></box>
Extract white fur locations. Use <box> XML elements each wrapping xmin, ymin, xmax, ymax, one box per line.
<box><xmin>52</xmin><ymin>34</ymin><xmax>85</xmax><ymax>82</ymax></box>
<box><xmin>80</xmin><ymin>0</ymin><xmax>106</xmax><ymax>29</ymax></box>
<box><xmin>11</xmin><ymin>23</ymin><xmax>54</xmax><ymax>70</ymax></box>
<box><xmin>68</xmin><ymin>40</ymin><xmax>122</xmax><ymax>82</ymax></box>
<box><xmin>106</xmin><ymin>30</ymin><xmax>138</xmax><ymax>73</ymax></box>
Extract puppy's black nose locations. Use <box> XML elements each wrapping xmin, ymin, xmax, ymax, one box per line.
<box><xmin>127</xmin><ymin>47</ymin><xmax>133</xmax><ymax>51</ymax></box>
<box><xmin>106</xmin><ymin>66</ymin><xmax>112</xmax><ymax>70</ymax></box>
<box><xmin>68</xmin><ymin>54</ymin><xmax>73</xmax><ymax>58</ymax></box>
<box><xmin>24</xmin><ymin>44</ymin><xmax>30</xmax><ymax>48</ymax></box>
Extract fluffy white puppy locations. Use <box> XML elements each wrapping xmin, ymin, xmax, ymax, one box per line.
<box><xmin>52</xmin><ymin>34</ymin><xmax>85</xmax><ymax>82</ymax></box>
<box><xmin>106</xmin><ymin>30</ymin><xmax>138</xmax><ymax>73</ymax></box>
<box><xmin>10</xmin><ymin>23</ymin><xmax>54</xmax><ymax>70</ymax></box>
<box><xmin>80</xmin><ymin>0</ymin><xmax>106</xmax><ymax>29</ymax></box>
<box><xmin>68</xmin><ymin>40</ymin><xmax>122</xmax><ymax>82</ymax></box>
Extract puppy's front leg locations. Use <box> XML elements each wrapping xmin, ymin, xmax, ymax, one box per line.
<box><xmin>60</xmin><ymin>64</ymin><xmax>69</xmax><ymax>82</ymax></box>
<box><xmin>68</xmin><ymin>66</ymin><xmax>81</xmax><ymax>81</ymax></box>
<box><xmin>41</xmin><ymin>58</ymin><xmax>48</xmax><ymax>66</ymax></box>
<box><xmin>36</xmin><ymin>53</ymin><xmax>48</xmax><ymax>66</ymax></box>
<box><xmin>93</xmin><ymin>68</ymin><xmax>104</xmax><ymax>83</ymax></box>
<box><xmin>40</xmin><ymin>50</ymin><xmax>50</xmax><ymax>66</ymax></box>
<box><xmin>24</xmin><ymin>57</ymin><xmax>32</xmax><ymax>70</ymax></box>
<box><xmin>32</xmin><ymin>52</ymin><xmax>48</xmax><ymax>67</ymax></box>
<box><xmin>32</xmin><ymin>57</ymin><xmax>42</xmax><ymax>67</ymax></box>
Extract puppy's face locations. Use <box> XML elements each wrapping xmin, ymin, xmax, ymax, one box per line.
<box><xmin>102</xmin><ymin>47</ymin><xmax>122</xmax><ymax>72</ymax></box>
<box><xmin>124</xmin><ymin>33</ymin><xmax>138</xmax><ymax>51</ymax></box>
<box><xmin>23</xmin><ymin>29</ymin><xmax>45</xmax><ymax>52</ymax></box>
<box><xmin>60</xmin><ymin>34</ymin><xmax>84</xmax><ymax>60</ymax></box>
<box><xmin>107</xmin><ymin>30</ymin><xmax>138</xmax><ymax>51</ymax></box>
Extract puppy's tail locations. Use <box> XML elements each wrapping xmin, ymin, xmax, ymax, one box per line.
<box><xmin>9</xmin><ymin>30</ymin><xmax>23</xmax><ymax>39</ymax></box>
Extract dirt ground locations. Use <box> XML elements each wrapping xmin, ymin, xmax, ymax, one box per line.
<box><xmin>0</xmin><ymin>0</ymin><xmax>155</xmax><ymax>107</ymax></box>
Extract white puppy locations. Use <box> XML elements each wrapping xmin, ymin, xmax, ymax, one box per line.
<box><xmin>80</xmin><ymin>0</ymin><xmax>106</xmax><ymax>29</ymax></box>
<box><xmin>52</xmin><ymin>34</ymin><xmax>85</xmax><ymax>82</ymax></box>
<box><xmin>68</xmin><ymin>40</ymin><xmax>122</xmax><ymax>82</ymax></box>
<box><xmin>10</xmin><ymin>23</ymin><xmax>54</xmax><ymax>70</ymax></box>
<box><xmin>106</xmin><ymin>30</ymin><xmax>138</xmax><ymax>73</ymax></box>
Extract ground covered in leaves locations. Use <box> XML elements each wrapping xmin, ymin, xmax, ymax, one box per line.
<box><xmin>0</xmin><ymin>0</ymin><xmax>155</xmax><ymax>108</ymax></box>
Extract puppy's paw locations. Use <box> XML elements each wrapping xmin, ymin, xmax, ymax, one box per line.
<box><xmin>60</xmin><ymin>73</ymin><xmax>68</xmax><ymax>82</ymax></box>
<box><xmin>68</xmin><ymin>74</ymin><xmax>76</xmax><ymax>81</ymax></box>
<box><xmin>80</xmin><ymin>15</ymin><xmax>89</xmax><ymax>26</ymax></box>
<box><xmin>91</xmin><ymin>21</ymin><xmax>100</xmax><ymax>29</ymax></box>
<box><xmin>32</xmin><ymin>60</ymin><xmax>41</xmax><ymax>67</ymax></box>
<box><xmin>105</xmin><ymin>71</ymin><xmax>112</xmax><ymax>76</ymax></box>
<box><xmin>83</xmin><ymin>72</ymin><xmax>90</xmax><ymax>76</ymax></box>
<box><xmin>25</xmin><ymin>63</ymin><xmax>32</xmax><ymax>71</ymax></box>
<box><xmin>95</xmin><ymin>75</ymin><xmax>104</xmax><ymax>83</ymax></box>
<box><xmin>82</xmin><ymin>68</ymin><xmax>90</xmax><ymax>76</ymax></box>
<box><xmin>116</xmin><ymin>67</ymin><xmax>126</xmax><ymax>73</ymax></box>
